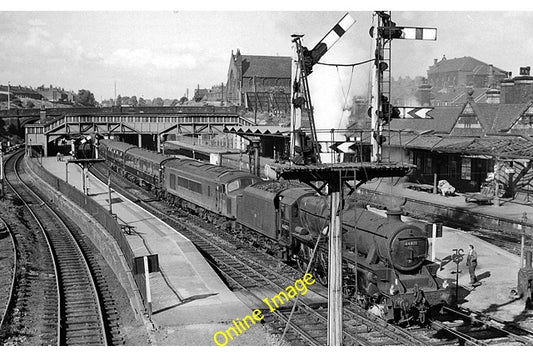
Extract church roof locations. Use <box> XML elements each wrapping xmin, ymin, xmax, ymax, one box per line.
<box><xmin>240</xmin><ymin>55</ymin><xmax>292</xmax><ymax>78</ymax></box>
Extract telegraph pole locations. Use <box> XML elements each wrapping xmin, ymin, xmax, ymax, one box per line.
<box><xmin>7</xmin><ymin>81</ymin><xmax>10</xmax><ymax>110</ymax></box>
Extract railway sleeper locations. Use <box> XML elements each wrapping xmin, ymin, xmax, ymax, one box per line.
<box><xmin>66</xmin><ymin>318</ymin><xmax>102</xmax><ymax>325</ymax></box>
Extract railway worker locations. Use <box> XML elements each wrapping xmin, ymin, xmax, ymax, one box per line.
<box><xmin>466</xmin><ymin>244</ymin><xmax>478</xmax><ymax>284</ymax></box>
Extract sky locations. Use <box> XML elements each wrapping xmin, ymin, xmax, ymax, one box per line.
<box><xmin>2</xmin><ymin>1</ymin><xmax>533</xmax><ymax>106</ymax></box>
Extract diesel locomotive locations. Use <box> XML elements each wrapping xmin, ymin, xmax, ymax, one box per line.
<box><xmin>98</xmin><ymin>139</ymin><xmax>444</xmax><ymax>320</ymax></box>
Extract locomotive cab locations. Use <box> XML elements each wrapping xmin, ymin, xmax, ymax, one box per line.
<box><xmin>222</xmin><ymin>177</ymin><xmax>261</xmax><ymax>218</ymax></box>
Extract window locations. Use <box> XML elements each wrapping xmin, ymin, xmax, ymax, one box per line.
<box><xmin>461</xmin><ymin>158</ymin><xmax>472</xmax><ymax>180</ymax></box>
<box><xmin>424</xmin><ymin>157</ymin><xmax>432</xmax><ymax>175</ymax></box>
<box><xmin>227</xmin><ymin>180</ymin><xmax>240</xmax><ymax>193</ymax></box>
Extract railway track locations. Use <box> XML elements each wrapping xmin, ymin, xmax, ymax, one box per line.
<box><xmin>0</xmin><ymin>217</ymin><xmax>16</xmax><ymax>336</ymax></box>
<box><xmin>93</xmin><ymin>161</ymin><xmax>533</xmax><ymax>346</ymax></box>
<box><xmin>91</xmin><ymin>162</ymin><xmax>429</xmax><ymax>346</ymax></box>
<box><xmin>3</xmin><ymin>152</ymin><xmax>109</xmax><ymax>346</ymax></box>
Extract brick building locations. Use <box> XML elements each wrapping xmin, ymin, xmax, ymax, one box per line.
<box><xmin>226</xmin><ymin>49</ymin><xmax>292</xmax><ymax>113</ymax></box>
<box><xmin>422</xmin><ymin>56</ymin><xmax>508</xmax><ymax>106</ymax></box>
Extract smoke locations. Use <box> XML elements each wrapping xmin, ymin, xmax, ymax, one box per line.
<box><xmin>309</xmin><ymin>65</ymin><xmax>355</xmax><ymax>140</ymax></box>
<box><xmin>308</xmin><ymin>64</ymin><xmax>368</xmax><ymax>163</ymax></box>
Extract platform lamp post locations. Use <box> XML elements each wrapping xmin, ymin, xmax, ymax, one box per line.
<box><xmin>7</xmin><ymin>81</ymin><xmax>10</xmax><ymax>111</ymax></box>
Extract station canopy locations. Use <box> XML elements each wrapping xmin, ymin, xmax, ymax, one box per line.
<box><xmin>433</xmin><ymin>136</ymin><xmax>533</xmax><ymax>160</ymax></box>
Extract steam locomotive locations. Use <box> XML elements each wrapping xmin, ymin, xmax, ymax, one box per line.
<box><xmin>98</xmin><ymin>139</ymin><xmax>444</xmax><ymax>320</ymax></box>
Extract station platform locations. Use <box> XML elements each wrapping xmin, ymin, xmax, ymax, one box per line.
<box><xmin>362</xmin><ymin>178</ymin><xmax>533</xmax><ymax>223</ymax></box>
<box><xmin>363</xmin><ymin>179</ymin><xmax>533</xmax><ymax>325</ymax></box>
<box><xmin>38</xmin><ymin>156</ymin><xmax>274</xmax><ymax>345</ymax></box>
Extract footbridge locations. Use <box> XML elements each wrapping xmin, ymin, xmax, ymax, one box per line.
<box><xmin>24</xmin><ymin>106</ymin><xmax>253</xmax><ymax>156</ymax></box>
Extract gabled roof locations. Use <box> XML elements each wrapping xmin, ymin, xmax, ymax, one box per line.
<box><xmin>488</xmin><ymin>103</ymin><xmax>528</xmax><ymax>132</ymax></box>
<box><xmin>240</xmin><ymin>55</ymin><xmax>292</xmax><ymax>78</ymax></box>
<box><xmin>390</xmin><ymin>105</ymin><xmax>463</xmax><ymax>134</ymax></box>
<box><xmin>428</xmin><ymin>56</ymin><xmax>507</xmax><ymax>75</ymax></box>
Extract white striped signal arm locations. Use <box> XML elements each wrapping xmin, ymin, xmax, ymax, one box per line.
<box><xmin>318</xmin><ymin>13</ymin><xmax>356</xmax><ymax>51</ymax></box>
<box><xmin>398</xmin><ymin>27</ymin><xmax>437</xmax><ymax>40</ymax></box>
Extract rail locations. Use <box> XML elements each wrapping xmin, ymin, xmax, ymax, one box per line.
<box><xmin>0</xmin><ymin>217</ymin><xmax>17</xmax><ymax>333</ymax></box>
<box><xmin>25</xmin><ymin>154</ymin><xmax>150</xmax><ymax>313</ymax></box>
<box><xmin>6</xmin><ymin>154</ymin><xmax>62</xmax><ymax>344</ymax></box>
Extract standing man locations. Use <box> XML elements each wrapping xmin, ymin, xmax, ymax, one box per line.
<box><xmin>466</xmin><ymin>244</ymin><xmax>478</xmax><ymax>284</ymax></box>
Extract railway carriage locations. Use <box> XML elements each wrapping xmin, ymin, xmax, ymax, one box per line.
<box><xmin>98</xmin><ymin>140</ymin><xmax>132</xmax><ymax>170</ymax></box>
<box><xmin>99</xmin><ymin>139</ymin><xmax>176</xmax><ymax>192</ymax></box>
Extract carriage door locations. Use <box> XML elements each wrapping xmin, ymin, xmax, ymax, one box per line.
<box><xmin>215</xmin><ymin>184</ymin><xmax>220</xmax><ymax>212</ymax></box>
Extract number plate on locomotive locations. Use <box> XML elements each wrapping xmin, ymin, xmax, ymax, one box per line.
<box><xmin>404</xmin><ymin>240</ymin><xmax>419</xmax><ymax>246</ymax></box>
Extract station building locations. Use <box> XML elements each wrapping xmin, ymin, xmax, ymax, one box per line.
<box><xmin>374</xmin><ymin>67</ymin><xmax>533</xmax><ymax>202</ymax></box>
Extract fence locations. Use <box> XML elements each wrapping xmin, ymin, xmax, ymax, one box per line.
<box><xmin>26</xmin><ymin>155</ymin><xmax>148</xmax><ymax>311</ymax></box>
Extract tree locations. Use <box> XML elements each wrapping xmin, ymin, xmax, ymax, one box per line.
<box><xmin>138</xmin><ymin>97</ymin><xmax>146</xmax><ymax>106</ymax></box>
<box><xmin>75</xmin><ymin>89</ymin><xmax>96</xmax><ymax>107</ymax></box>
<box><xmin>116</xmin><ymin>95</ymin><xmax>122</xmax><ymax>107</ymax></box>
<box><xmin>128</xmin><ymin>96</ymin><xmax>138</xmax><ymax>107</ymax></box>
<box><xmin>179</xmin><ymin>96</ymin><xmax>188</xmax><ymax>105</ymax></box>
<box><xmin>153</xmin><ymin>97</ymin><xmax>164</xmax><ymax>106</ymax></box>
<box><xmin>170</xmin><ymin>99</ymin><xmax>179</xmax><ymax>106</ymax></box>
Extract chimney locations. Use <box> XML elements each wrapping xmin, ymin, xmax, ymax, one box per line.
<box><xmin>417</xmin><ymin>79</ymin><xmax>432</xmax><ymax>106</ymax></box>
<box><xmin>486</xmin><ymin>87</ymin><xmax>501</xmax><ymax>104</ymax></box>
<box><xmin>433</xmin><ymin>58</ymin><xmax>438</xmax><ymax>65</ymax></box>
<box><xmin>386</xmin><ymin>209</ymin><xmax>402</xmax><ymax>222</ymax></box>
<box><xmin>515</xmin><ymin>66</ymin><xmax>533</xmax><ymax>104</ymax></box>
<box><xmin>488</xmin><ymin>64</ymin><xmax>494</xmax><ymax>88</ymax></box>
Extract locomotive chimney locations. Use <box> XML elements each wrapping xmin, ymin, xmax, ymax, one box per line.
<box><xmin>386</xmin><ymin>209</ymin><xmax>402</xmax><ymax>222</ymax></box>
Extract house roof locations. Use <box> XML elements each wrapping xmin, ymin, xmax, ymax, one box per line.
<box><xmin>489</xmin><ymin>103</ymin><xmax>529</xmax><ymax>132</ymax></box>
<box><xmin>240</xmin><ymin>55</ymin><xmax>292</xmax><ymax>78</ymax></box>
<box><xmin>433</xmin><ymin>87</ymin><xmax>490</xmax><ymax>105</ymax></box>
<box><xmin>389</xmin><ymin>105</ymin><xmax>463</xmax><ymax>134</ymax></box>
<box><xmin>428</xmin><ymin>56</ymin><xmax>507</xmax><ymax>75</ymax></box>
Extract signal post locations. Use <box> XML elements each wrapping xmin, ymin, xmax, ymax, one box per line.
<box><xmin>370</xmin><ymin>11</ymin><xmax>437</xmax><ymax>162</ymax></box>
